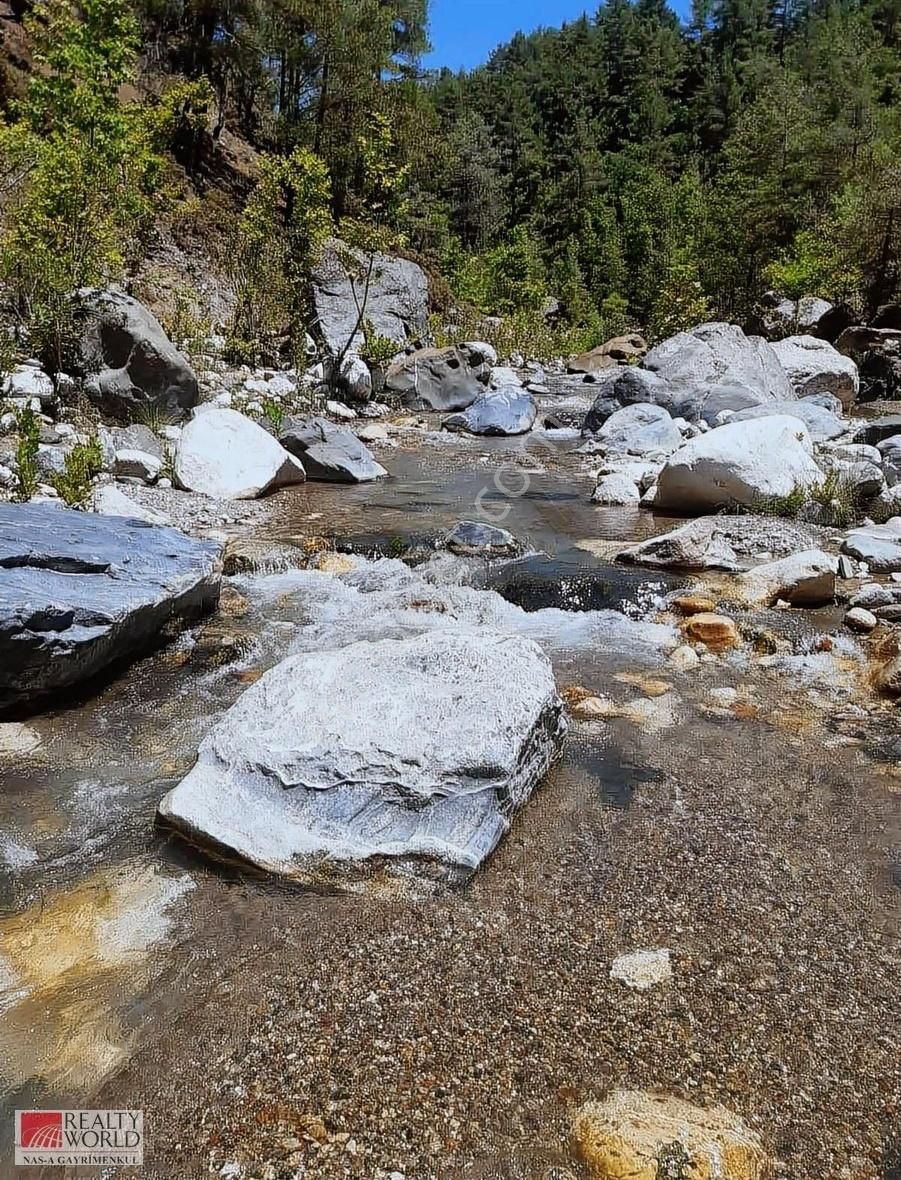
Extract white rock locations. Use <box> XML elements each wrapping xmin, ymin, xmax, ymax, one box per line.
<box><xmin>845</xmin><ymin>607</ymin><xmax>877</xmax><ymax>632</ymax></box>
<box><xmin>326</xmin><ymin>399</ymin><xmax>357</xmax><ymax>420</ymax></box>
<box><xmin>159</xmin><ymin>629</ymin><xmax>566</xmax><ymax>882</ymax></box>
<box><xmin>0</xmin><ymin>465</ymin><xmax>13</xmax><ymax>488</ymax></box>
<box><xmin>0</xmin><ymin>722</ymin><xmax>42</xmax><ymax>758</ymax></box>
<box><xmin>213</xmin><ymin>391</ymin><xmax>233</xmax><ymax>408</ymax></box>
<box><xmin>174</xmin><ymin>408</ymin><xmax>306</xmax><ymax>500</ymax></box>
<box><xmin>597</xmin><ymin>403</ymin><xmax>683</xmax><ymax>457</ymax></box>
<box><xmin>772</xmin><ymin>334</ymin><xmax>860</xmax><ymax>409</ymax></box>
<box><xmin>591</xmin><ymin>472</ymin><xmax>641</xmax><ymax>506</ymax></box>
<box><xmin>2</xmin><ymin>365</ymin><xmax>54</xmax><ymax>405</ymax></box>
<box><xmin>339</xmin><ymin>354</ymin><xmax>372</xmax><ymax>401</ymax></box>
<box><xmin>91</xmin><ymin>484</ymin><xmax>173</xmax><ymax>526</ymax></box>
<box><xmin>668</xmin><ymin>644</ymin><xmax>700</xmax><ymax>671</ymax></box>
<box><xmin>610</xmin><ymin>948</ymin><xmax>673</xmax><ymax>990</ymax></box>
<box><xmin>655</xmin><ymin>416</ymin><xmax>822</xmax><ymax>512</ymax></box>
<box><xmin>735</xmin><ymin>550</ymin><xmax>838</xmax><ymax>606</ymax></box>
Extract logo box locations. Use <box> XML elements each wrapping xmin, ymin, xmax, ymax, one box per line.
<box><xmin>15</xmin><ymin>1110</ymin><xmax>143</xmax><ymax>1166</ymax></box>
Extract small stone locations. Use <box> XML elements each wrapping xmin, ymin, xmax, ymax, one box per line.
<box><xmin>838</xmin><ymin>555</ymin><xmax>855</xmax><ymax>579</ymax></box>
<box><xmin>845</xmin><ymin>607</ymin><xmax>878</xmax><ymax>632</ymax></box>
<box><xmin>0</xmin><ymin>722</ymin><xmax>42</xmax><ymax>757</ymax></box>
<box><xmin>682</xmin><ymin>612</ymin><xmax>740</xmax><ymax>650</ymax></box>
<box><xmin>326</xmin><ymin>399</ymin><xmax>357</xmax><ymax>420</ymax></box>
<box><xmin>668</xmin><ymin>645</ymin><xmax>700</xmax><ymax>672</ymax></box>
<box><xmin>610</xmin><ymin>948</ymin><xmax>673</xmax><ymax>991</ymax></box>
<box><xmin>570</xmin><ymin>695</ymin><xmax>616</xmax><ymax>721</ymax></box>
<box><xmin>314</xmin><ymin>552</ymin><xmax>357</xmax><ymax>575</ymax></box>
<box><xmin>875</xmin><ymin>655</ymin><xmax>901</xmax><ymax>695</ymax></box>
<box><xmin>671</xmin><ymin>593</ymin><xmax>716</xmax><ymax>616</ymax></box>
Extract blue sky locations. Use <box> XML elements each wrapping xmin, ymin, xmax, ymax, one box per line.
<box><xmin>424</xmin><ymin>0</ymin><xmax>689</xmax><ymax>71</ymax></box>
<box><xmin>424</xmin><ymin>0</ymin><xmax>594</xmax><ymax>70</ymax></box>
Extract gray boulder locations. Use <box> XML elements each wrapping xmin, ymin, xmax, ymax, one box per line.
<box><xmin>771</xmin><ymin>335</ymin><xmax>859</xmax><ymax>409</ymax></box>
<box><xmin>158</xmin><ymin>629</ymin><xmax>566</xmax><ymax>884</ymax></box>
<box><xmin>842</xmin><ymin>522</ymin><xmax>901</xmax><ymax>572</ymax></box>
<box><xmin>858</xmin><ymin>415</ymin><xmax>901</xmax><ymax>447</ymax></box>
<box><xmin>385</xmin><ymin>343</ymin><xmax>492</xmax><ymax>412</ymax></box>
<box><xmin>279</xmin><ymin>417</ymin><xmax>387</xmax><ymax>483</ymax></box>
<box><xmin>643</xmin><ymin>322</ymin><xmax>792</xmax><ymax>402</ymax></box>
<box><xmin>728</xmin><ymin>399</ymin><xmax>846</xmax><ymax>443</ymax></box>
<box><xmin>311</xmin><ymin>239</ymin><xmax>430</xmax><ymax>356</ymax></box>
<box><xmin>444</xmin><ymin>521</ymin><xmax>520</xmax><ymax>556</ymax></box>
<box><xmin>443</xmin><ymin>388</ymin><xmax>537</xmax><ymax>436</ymax></box>
<box><xmin>0</xmin><ymin>503</ymin><xmax>221</xmax><ymax>710</ymax></box>
<box><xmin>107</xmin><ymin>424</ymin><xmax>164</xmax><ymax>461</ymax></box>
<box><xmin>595</xmin><ymin>403</ymin><xmax>683</xmax><ymax>456</ymax></box>
<box><xmin>619</xmin><ymin>514</ymin><xmax>822</xmax><ymax>571</ymax></box>
<box><xmin>74</xmin><ymin>288</ymin><xmax>199</xmax><ymax>421</ymax></box>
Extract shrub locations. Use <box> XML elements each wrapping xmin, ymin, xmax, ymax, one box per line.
<box><xmin>50</xmin><ymin>433</ymin><xmax>103</xmax><ymax>506</ymax></box>
<box><xmin>12</xmin><ymin>407</ymin><xmax>40</xmax><ymax>501</ymax></box>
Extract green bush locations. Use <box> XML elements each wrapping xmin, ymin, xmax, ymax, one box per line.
<box><xmin>50</xmin><ymin>434</ymin><xmax>103</xmax><ymax>506</ymax></box>
<box><xmin>12</xmin><ymin>407</ymin><xmax>40</xmax><ymax>502</ymax></box>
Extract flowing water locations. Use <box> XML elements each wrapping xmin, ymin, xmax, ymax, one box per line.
<box><xmin>1</xmin><ymin>429</ymin><xmax>899</xmax><ymax>1177</ymax></box>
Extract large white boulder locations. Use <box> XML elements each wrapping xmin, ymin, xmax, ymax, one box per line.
<box><xmin>655</xmin><ymin>415</ymin><xmax>822</xmax><ymax>513</ymax></box>
<box><xmin>174</xmin><ymin>408</ymin><xmax>306</xmax><ymax>500</ymax></box>
<box><xmin>596</xmin><ymin>403</ymin><xmax>683</xmax><ymax>456</ymax></box>
<box><xmin>772</xmin><ymin>335</ymin><xmax>859</xmax><ymax>409</ymax></box>
<box><xmin>643</xmin><ymin>322</ymin><xmax>792</xmax><ymax>400</ymax></box>
<box><xmin>159</xmin><ymin>629</ymin><xmax>567</xmax><ymax>884</ymax></box>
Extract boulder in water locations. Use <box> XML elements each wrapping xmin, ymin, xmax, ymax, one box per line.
<box><xmin>279</xmin><ymin>416</ymin><xmax>387</xmax><ymax>483</ymax></box>
<box><xmin>158</xmin><ymin>629</ymin><xmax>566</xmax><ymax>884</ymax></box>
<box><xmin>0</xmin><ymin>503</ymin><xmax>221</xmax><ymax>711</ymax></box>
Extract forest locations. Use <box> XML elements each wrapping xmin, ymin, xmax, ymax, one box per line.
<box><xmin>0</xmin><ymin>0</ymin><xmax>899</xmax><ymax>362</ymax></box>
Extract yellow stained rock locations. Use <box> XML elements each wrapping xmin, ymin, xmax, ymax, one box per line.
<box><xmin>671</xmin><ymin>593</ymin><xmax>717</xmax><ymax>616</ymax></box>
<box><xmin>314</xmin><ymin>552</ymin><xmax>357</xmax><ymax>576</ymax></box>
<box><xmin>683</xmin><ymin>612</ymin><xmax>740</xmax><ymax>651</ymax></box>
<box><xmin>573</xmin><ymin>1090</ymin><xmax>770</xmax><ymax>1180</ymax></box>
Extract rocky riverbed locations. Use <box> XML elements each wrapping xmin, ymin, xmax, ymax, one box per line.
<box><xmin>0</xmin><ymin>420</ymin><xmax>899</xmax><ymax>1180</ymax></box>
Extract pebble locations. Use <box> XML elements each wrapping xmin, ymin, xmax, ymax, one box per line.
<box><xmin>668</xmin><ymin>644</ymin><xmax>700</xmax><ymax>671</ymax></box>
<box><xmin>0</xmin><ymin>722</ymin><xmax>42</xmax><ymax>757</ymax></box>
<box><xmin>610</xmin><ymin>948</ymin><xmax>673</xmax><ymax>991</ymax></box>
<box><xmin>682</xmin><ymin>612</ymin><xmax>740</xmax><ymax>650</ymax></box>
<box><xmin>845</xmin><ymin>607</ymin><xmax>878</xmax><ymax>632</ymax></box>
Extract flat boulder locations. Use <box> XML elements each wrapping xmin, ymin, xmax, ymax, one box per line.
<box><xmin>728</xmin><ymin>399</ymin><xmax>846</xmax><ymax>443</ymax></box>
<box><xmin>842</xmin><ymin>522</ymin><xmax>901</xmax><ymax>572</ymax></box>
<box><xmin>772</xmin><ymin>334</ymin><xmax>859</xmax><ymax>409</ymax></box>
<box><xmin>443</xmin><ymin>521</ymin><xmax>520</xmax><ymax>556</ymax></box>
<box><xmin>443</xmin><ymin>388</ymin><xmax>537</xmax><ymax>436</ymax></box>
<box><xmin>74</xmin><ymin>288</ymin><xmax>198</xmax><ymax>421</ymax></box>
<box><xmin>385</xmin><ymin>343</ymin><xmax>492</xmax><ymax>411</ymax></box>
<box><xmin>311</xmin><ymin>238</ymin><xmax>430</xmax><ymax>356</ymax></box>
<box><xmin>158</xmin><ymin>629</ymin><xmax>566</xmax><ymax>884</ymax></box>
<box><xmin>0</xmin><ymin>503</ymin><xmax>221</xmax><ymax>711</ymax></box>
<box><xmin>279</xmin><ymin>416</ymin><xmax>387</xmax><ymax>483</ymax></box>
<box><xmin>654</xmin><ymin>416</ymin><xmax>821</xmax><ymax>513</ymax></box>
<box><xmin>175</xmin><ymin>408</ymin><xmax>306</xmax><ymax>500</ymax></box>
<box><xmin>568</xmin><ymin>333</ymin><xmax>648</xmax><ymax>374</ymax></box>
<box><xmin>573</xmin><ymin>1090</ymin><xmax>770</xmax><ymax>1180</ymax></box>
<box><xmin>620</xmin><ymin>514</ymin><xmax>823</xmax><ymax>571</ymax></box>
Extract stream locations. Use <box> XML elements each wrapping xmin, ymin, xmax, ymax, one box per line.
<box><xmin>1</xmin><ymin>428</ymin><xmax>899</xmax><ymax>1178</ymax></box>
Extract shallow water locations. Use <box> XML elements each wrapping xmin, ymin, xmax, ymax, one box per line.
<box><xmin>0</xmin><ymin>430</ymin><xmax>899</xmax><ymax>1177</ymax></box>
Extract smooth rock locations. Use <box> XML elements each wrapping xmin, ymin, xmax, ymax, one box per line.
<box><xmin>159</xmin><ymin>630</ymin><xmax>567</xmax><ymax>883</ymax></box>
<box><xmin>0</xmin><ymin>722</ymin><xmax>42</xmax><ymax>757</ymax></box>
<box><xmin>279</xmin><ymin>417</ymin><xmax>387</xmax><ymax>483</ymax></box>
<box><xmin>594</xmin><ymin>403</ymin><xmax>682</xmax><ymax>456</ymax></box>
<box><xmin>2</xmin><ymin>365</ymin><xmax>55</xmax><ymax>407</ymax></box>
<box><xmin>443</xmin><ymin>388</ymin><xmax>537</xmax><ymax>436</ymax></box>
<box><xmin>668</xmin><ymin>644</ymin><xmax>700</xmax><ymax>671</ymax></box>
<box><xmin>573</xmin><ymin>1090</ymin><xmax>770</xmax><ymax>1180</ymax></box>
<box><xmin>655</xmin><ymin>416</ymin><xmax>821</xmax><ymax>513</ymax></box>
<box><xmin>672</xmin><ymin>593</ymin><xmax>716</xmax><ymax>615</ymax></box>
<box><xmin>683</xmin><ymin>612</ymin><xmax>740</xmax><ymax>649</ymax></box>
<box><xmin>728</xmin><ymin>399</ymin><xmax>846</xmax><ymax>443</ymax></box>
<box><xmin>444</xmin><ymin>521</ymin><xmax>520</xmax><ymax>557</ymax></box>
<box><xmin>842</xmin><ymin>525</ymin><xmax>901</xmax><ymax>572</ymax></box>
<box><xmin>0</xmin><ymin>503</ymin><xmax>221</xmax><ymax>710</ymax></box>
<box><xmin>591</xmin><ymin>473</ymin><xmax>641</xmax><ymax>506</ymax></box>
<box><xmin>620</xmin><ymin>519</ymin><xmax>740</xmax><ymax>571</ymax></box>
<box><xmin>568</xmin><ymin>333</ymin><xmax>648</xmax><ymax>374</ymax></box>
<box><xmin>113</xmin><ymin>449</ymin><xmax>162</xmax><ymax>483</ymax></box>
<box><xmin>643</xmin><ymin>321</ymin><xmax>792</xmax><ymax>401</ymax></box>
<box><xmin>845</xmin><ymin>607</ymin><xmax>877</xmax><ymax>632</ymax></box>
<box><xmin>175</xmin><ymin>409</ymin><xmax>306</xmax><ymax>500</ymax></box>
<box><xmin>875</xmin><ymin>655</ymin><xmax>901</xmax><ymax>695</ymax></box>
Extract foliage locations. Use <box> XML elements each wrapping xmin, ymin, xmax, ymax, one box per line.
<box><xmin>12</xmin><ymin>406</ymin><xmax>40</xmax><ymax>501</ymax></box>
<box><xmin>229</xmin><ymin>146</ymin><xmax>332</xmax><ymax>363</ymax></box>
<box><xmin>50</xmin><ymin>433</ymin><xmax>103</xmax><ymax>506</ymax></box>
<box><xmin>161</xmin><ymin>286</ymin><xmax>215</xmax><ymax>360</ymax></box>
<box><xmin>0</xmin><ymin>0</ymin><xmax>170</xmax><ymax>371</ymax></box>
<box><xmin>755</xmin><ymin>469</ymin><xmax>861</xmax><ymax>528</ymax></box>
<box><xmin>260</xmin><ymin>395</ymin><xmax>285</xmax><ymax>434</ymax></box>
<box><xmin>360</xmin><ymin>321</ymin><xmax>399</xmax><ymax>370</ymax></box>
